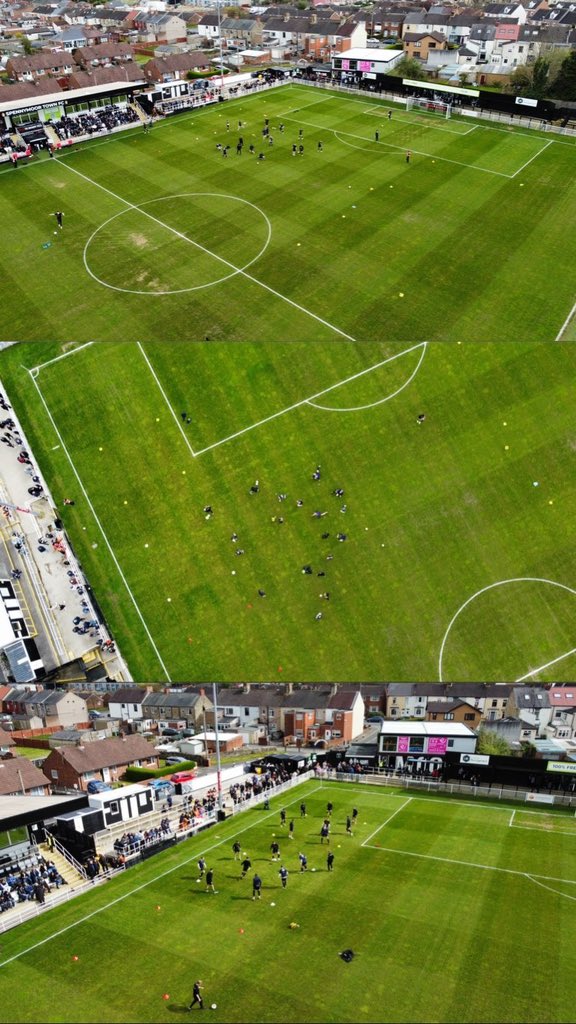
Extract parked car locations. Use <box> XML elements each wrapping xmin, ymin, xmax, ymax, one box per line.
<box><xmin>170</xmin><ymin>769</ymin><xmax>196</xmax><ymax>784</ymax></box>
<box><xmin>87</xmin><ymin>780</ymin><xmax>112</xmax><ymax>794</ymax></box>
<box><xmin>89</xmin><ymin>711</ymin><xmax>104</xmax><ymax>720</ymax></box>
<box><xmin>162</xmin><ymin>728</ymin><xmax>180</xmax><ymax>736</ymax></box>
<box><xmin>164</xmin><ymin>755</ymin><xmax>188</xmax><ymax>765</ymax></box>
<box><xmin>148</xmin><ymin>779</ymin><xmax>175</xmax><ymax>799</ymax></box>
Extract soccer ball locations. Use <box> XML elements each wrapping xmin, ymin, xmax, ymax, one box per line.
<box><xmin>311</xmin><ymin>868</ymin><xmax>316</xmax><ymax>872</ymax></box>
<box><xmin>54</xmin><ymin>231</ymin><xmax>58</xmax><ymax>235</ymax></box>
<box><xmin>211</xmin><ymin>1004</ymin><xmax>217</xmax><ymax>1010</ymax></box>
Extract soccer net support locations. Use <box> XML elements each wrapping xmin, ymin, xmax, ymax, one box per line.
<box><xmin>406</xmin><ymin>96</ymin><xmax>452</xmax><ymax>119</ymax></box>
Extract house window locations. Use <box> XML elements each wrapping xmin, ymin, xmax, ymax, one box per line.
<box><xmin>408</xmin><ymin>737</ymin><xmax>425</xmax><ymax>753</ymax></box>
<box><xmin>491</xmin><ymin>700</ymin><xmax>498</xmax><ymax>707</ymax></box>
<box><xmin>109</xmin><ymin>802</ymin><xmax>119</xmax><ymax>814</ymax></box>
<box><xmin>444</xmin><ymin>713</ymin><xmax>454</xmax><ymax>721</ymax></box>
<box><xmin>51</xmin><ymin>770</ymin><xmax>59</xmax><ymax>780</ymax></box>
<box><xmin>431</xmin><ymin>713</ymin><xmax>438</xmax><ymax>721</ymax></box>
<box><xmin>244</xmin><ymin>707</ymin><xmax>250</xmax><ymax>716</ymax></box>
<box><xmin>464</xmin><ymin>713</ymin><xmax>475</xmax><ymax>721</ymax></box>
<box><xmin>333</xmin><ymin>731</ymin><xmax>342</xmax><ymax>738</ymax></box>
<box><xmin>133</xmin><ymin>704</ymin><xmax>138</xmax><ymax>713</ymax></box>
<box><xmin>447</xmin><ymin>739</ymin><xmax>454</xmax><ymax>748</ymax></box>
<box><xmin>381</xmin><ymin>736</ymin><xmax>396</xmax><ymax>752</ymax></box>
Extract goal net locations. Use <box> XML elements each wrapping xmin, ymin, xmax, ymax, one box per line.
<box><xmin>406</xmin><ymin>96</ymin><xmax>452</xmax><ymax>119</ymax></box>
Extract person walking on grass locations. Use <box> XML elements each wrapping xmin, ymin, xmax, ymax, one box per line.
<box><xmin>205</xmin><ymin>868</ymin><xmax>216</xmax><ymax>893</ymax></box>
<box><xmin>327</xmin><ymin>851</ymin><xmax>335</xmax><ymax>872</ymax></box>
<box><xmin>187</xmin><ymin>980</ymin><xmax>204</xmax><ymax>1011</ymax></box>
<box><xmin>279</xmin><ymin>865</ymin><xmax>289</xmax><ymax>888</ymax></box>
<box><xmin>232</xmin><ymin>840</ymin><xmax>241</xmax><ymax>860</ymax></box>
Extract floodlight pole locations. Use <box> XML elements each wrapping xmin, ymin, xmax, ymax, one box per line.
<box><xmin>217</xmin><ymin>0</ymin><xmax>224</xmax><ymax>89</ymax></box>
<box><xmin>212</xmin><ymin>683</ymin><xmax>223</xmax><ymax>812</ymax></box>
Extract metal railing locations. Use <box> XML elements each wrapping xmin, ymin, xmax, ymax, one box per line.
<box><xmin>322</xmin><ymin>769</ymin><xmax>576</xmax><ymax>808</ymax></box>
<box><xmin>301</xmin><ymin>79</ymin><xmax>576</xmax><ymax>139</ymax></box>
<box><xmin>44</xmin><ymin>831</ymin><xmax>87</xmax><ymax>880</ymax></box>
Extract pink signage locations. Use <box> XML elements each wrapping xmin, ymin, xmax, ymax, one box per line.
<box><xmin>397</xmin><ymin>736</ymin><xmax>410</xmax><ymax>753</ymax></box>
<box><xmin>359</xmin><ymin>61</ymin><xmax>372</xmax><ymax>72</ymax></box>
<box><xmin>341</xmin><ymin>59</ymin><xmax>350</xmax><ymax>70</ymax></box>
<box><xmin>428</xmin><ymin>736</ymin><xmax>448</xmax><ymax>754</ymax></box>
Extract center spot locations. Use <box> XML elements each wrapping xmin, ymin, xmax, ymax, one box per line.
<box><xmin>84</xmin><ymin>193</ymin><xmax>271</xmax><ymax>295</ymax></box>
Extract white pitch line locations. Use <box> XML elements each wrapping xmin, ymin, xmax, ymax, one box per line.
<box><xmin>361</xmin><ymin>798</ymin><xmax>412</xmax><ymax>847</ymax></box>
<box><xmin>58</xmin><ymin>159</ymin><xmax>356</xmax><ymax>341</ymax></box>
<box><xmin>361</xmin><ymin>105</ymin><xmax>473</xmax><ymax>137</ymax></box>
<box><xmin>509</xmin><ymin>809</ymin><xmax>516</xmax><ymax>827</ymax></box>
<box><xmin>31</xmin><ymin>341</ymin><xmax>95</xmax><ymax>375</ymax></box>
<box><xmin>27</xmin><ymin>368</ymin><xmax>171</xmax><ymax>682</ymax></box>
<box><xmin>511</xmin><ymin>139</ymin><xmax>553</xmax><ymax>177</ymax></box>
<box><xmin>525</xmin><ymin>874</ymin><xmax>576</xmax><ymax>903</ymax></box>
<box><xmin>307</xmin><ymin>341</ymin><xmax>427</xmax><ymax>412</ymax></box>
<box><xmin>515</xmin><ymin>646</ymin><xmax>576</xmax><ymax>682</ymax></box>
<box><xmin>0</xmin><ymin>783</ymin><xmax>321</xmax><ymax>969</ymax></box>
<box><xmin>362</xmin><ymin>842</ymin><xmax>576</xmax><ymax>887</ymax></box>
<box><xmin>511</xmin><ymin>823</ymin><xmax>576</xmax><ymax>838</ymax></box>
<box><xmin>192</xmin><ymin>342</ymin><xmax>426</xmax><ymax>457</ymax></box>
<box><xmin>282</xmin><ymin>114</ymin><xmax>511</xmax><ymax>178</ymax></box>
<box><xmin>556</xmin><ymin>299</ymin><xmax>576</xmax><ymax>341</ymax></box>
<box><xmin>137</xmin><ymin>343</ymin><xmax>198</xmax><ymax>457</ymax></box>
<box><xmin>438</xmin><ymin>576</ymin><xmax>576</xmax><ymax>682</ymax></box>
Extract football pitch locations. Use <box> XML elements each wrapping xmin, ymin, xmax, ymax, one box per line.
<box><xmin>1</xmin><ymin>85</ymin><xmax>576</xmax><ymax>343</ymax></box>
<box><xmin>1</xmin><ymin>338</ymin><xmax>575</xmax><ymax>683</ymax></box>
<box><xmin>2</xmin><ymin>780</ymin><xmax>576</xmax><ymax>1023</ymax></box>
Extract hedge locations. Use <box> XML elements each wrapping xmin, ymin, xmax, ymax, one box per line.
<box><xmin>124</xmin><ymin>761</ymin><xmax>196</xmax><ymax>782</ymax></box>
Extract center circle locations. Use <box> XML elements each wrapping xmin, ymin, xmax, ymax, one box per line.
<box><xmin>83</xmin><ymin>193</ymin><xmax>272</xmax><ymax>295</ymax></box>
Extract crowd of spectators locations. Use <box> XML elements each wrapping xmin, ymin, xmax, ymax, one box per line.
<box><xmin>0</xmin><ymin>857</ymin><xmax>66</xmax><ymax>913</ymax></box>
<box><xmin>48</xmin><ymin>105</ymin><xmax>139</xmax><ymax>141</ymax></box>
<box><xmin>112</xmin><ymin>817</ymin><xmax>172</xmax><ymax>857</ymax></box>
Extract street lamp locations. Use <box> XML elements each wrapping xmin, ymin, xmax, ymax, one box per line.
<box><xmin>212</xmin><ymin>683</ymin><xmax>223</xmax><ymax>813</ymax></box>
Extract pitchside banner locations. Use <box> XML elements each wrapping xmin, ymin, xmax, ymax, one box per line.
<box><xmin>546</xmin><ymin>761</ymin><xmax>576</xmax><ymax>774</ymax></box>
<box><xmin>428</xmin><ymin>737</ymin><xmax>448</xmax><ymax>755</ymax></box>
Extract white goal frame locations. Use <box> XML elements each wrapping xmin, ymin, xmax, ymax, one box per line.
<box><xmin>406</xmin><ymin>95</ymin><xmax>453</xmax><ymax>119</ymax></box>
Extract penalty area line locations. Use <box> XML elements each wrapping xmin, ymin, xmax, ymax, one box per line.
<box><xmin>26</xmin><ymin>368</ymin><xmax>172</xmax><ymax>682</ymax></box>
<box><xmin>362</xmin><ymin>842</ymin><xmax>576</xmax><ymax>888</ymax></box>
<box><xmin>361</xmin><ymin>797</ymin><xmax>412</xmax><ymax>847</ymax></box>
<box><xmin>29</xmin><ymin>341</ymin><xmax>95</xmax><ymax>376</ymax></box>
<box><xmin>192</xmin><ymin>342</ymin><xmax>426</xmax><ymax>458</ymax></box>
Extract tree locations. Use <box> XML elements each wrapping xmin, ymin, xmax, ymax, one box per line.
<box><xmin>551</xmin><ymin>49</ymin><xmax>576</xmax><ymax>101</ymax></box>
<box><xmin>20</xmin><ymin>35</ymin><xmax>34</xmax><ymax>55</ymax></box>
<box><xmin>530</xmin><ymin>56</ymin><xmax>550</xmax><ymax>99</ymax></box>
<box><xmin>476</xmin><ymin>728</ymin><xmax>512</xmax><ymax>756</ymax></box>
<box><xmin>390</xmin><ymin>56</ymin><xmax>427</xmax><ymax>81</ymax></box>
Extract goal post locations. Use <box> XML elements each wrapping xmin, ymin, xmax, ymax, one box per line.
<box><xmin>406</xmin><ymin>96</ymin><xmax>452</xmax><ymax>119</ymax></box>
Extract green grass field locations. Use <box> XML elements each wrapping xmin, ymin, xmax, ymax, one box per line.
<box><xmin>1</xmin><ymin>85</ymin><xmax>575</xmax><ymax>342</ymax></box>
<box><xmin>2</xmin><ymin>780</ymin><xmax>576</xmax><ymax>1023</ymax></box>
<box><xmin>0</xmin><ymin>339</ymin><xmax>575</xmax><ymax>682</ymax></box>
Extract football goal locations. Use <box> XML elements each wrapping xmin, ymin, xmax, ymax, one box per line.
<box><xmin>406</xmin><ymin>96</ymin><xmax>453</xmax><ymax>119</ymax></box>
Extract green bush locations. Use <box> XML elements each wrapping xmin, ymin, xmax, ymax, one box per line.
<box><xmin>124</xmin><ymin>761</ymin><xmax>196</xmax><ymax>782</ymax></box>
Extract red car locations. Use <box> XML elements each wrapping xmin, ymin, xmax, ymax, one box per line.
<box><xmin>170</xmin><ymin>770</ymin><xmax>196</xmax><ymax>784</ymax></box>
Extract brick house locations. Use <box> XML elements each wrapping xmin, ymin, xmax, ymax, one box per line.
<box><xmin>6</xmin><ymin>52</ymin><xmax>78</xmax><ymax>83</ymax></box>
<box><xmin>0</xmin><ymin>727</ymin><xmax>15</xmax><ymax>750</ymax></box>
<box><xmin>141</xmin><ymin>689</ymin><xmax>213</xmax><ymax>729</ymax></box>
<box><xmin>403</xmin><ymin>31</ymin><xmax>448</xmax><ymax>60</ymax></box>
<box><xmin>42</xmin><ymin>735</ymin><xmax>159</xmax><ymax>791</ymax></box>
<box><xmin>0</xmin><ymin>755</ymin><xmax>51</xmax><ymax>796</ymax></box>
<box><xmin>74</xmin><ymin>43</ymin><xmax>135</xmax><ymax>68</ymax></box>
<box><xmin>143</xmin><ymin>52</ymin><xmax>212</xmax><ymax>84</ymax></box>
<box><xmin>6</xmin><ymin>689</ymin><xmax>88</xmax><ymax>731</ymax></box>
<box><xmin>426</xmin><ymin>700</ymin><xmax>482</xmax><ymax>728</ymax></box>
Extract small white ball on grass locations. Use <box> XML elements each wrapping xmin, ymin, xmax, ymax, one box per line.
<box><xmin>211</xmin><ymin>1005</ymin><xmax>217</xmax><ymax>1011</ymax></box>
<box><xmin>270</xmin><ymin>902</ymin><xmax>275</xmax><ymax>906</ymax></box>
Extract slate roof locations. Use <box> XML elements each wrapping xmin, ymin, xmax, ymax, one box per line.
<box><xmin>142</xmin><ymin>691</ymin><xmax>204</xmax><ymax>710</ymax></box>
<box><xmin>0</xmin><ymin>756</ymin><xmax>49</xmax><ymax>795</ymax></box>
<box><xmin>67</xmin><ymin>64</ymin><xmax>144</xmax><ymax>87</ymax></box>
<box><xmin>108</xmin><ymin>687</ymin><xmax>149</xmax><ymax>705</ymax></box>
<box><xmin>0</xmin><ymin>728</ymin><xmax>15</xmax><ymax>747</ymax></box>
<box><xmin>44</xmin><ymin>735</ymin><xmax>156</xmax><ymax>772</ymax></box>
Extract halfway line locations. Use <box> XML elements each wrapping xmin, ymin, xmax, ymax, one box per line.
<box><xmin>58</xmin><ymin>160</ymin><xmax>356</xmax><ymax>341</ymax></box>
